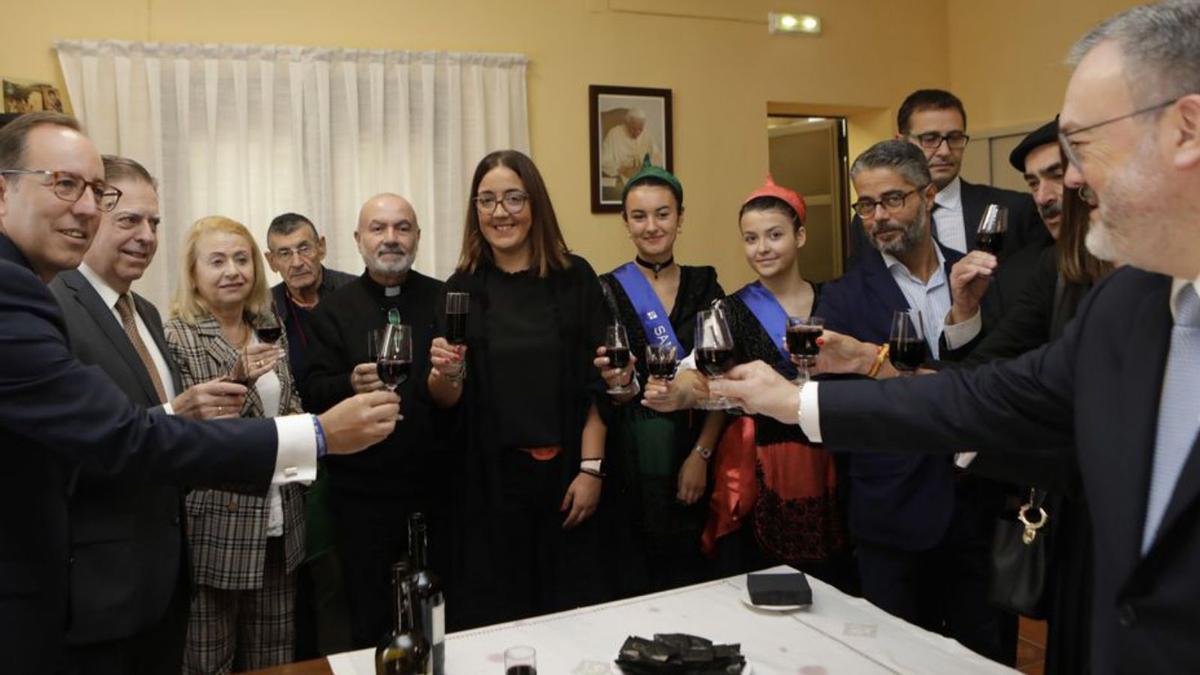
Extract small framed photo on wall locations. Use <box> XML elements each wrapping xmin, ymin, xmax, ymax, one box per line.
<box><xmin>589</xmin><ymin>85</ymin><xmax>673</xmax><ymax>213</ymax></box>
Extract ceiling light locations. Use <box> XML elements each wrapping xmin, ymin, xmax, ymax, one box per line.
<box><xmin>769</xmin><ymin>12</ymin><xmax>822</xmax><ymax>36</ymax></box>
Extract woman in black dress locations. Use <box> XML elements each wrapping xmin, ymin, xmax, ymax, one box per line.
<box><xmin>591</xmin><ymin>159</ymin><xmax>725</xmax><ymax>594</ymax></box>
<box><xmin>426</xmin><ymin>150</ymin><xmax>610</xmax><ymax>629</ymax></box>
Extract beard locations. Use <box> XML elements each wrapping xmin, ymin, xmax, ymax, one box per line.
<box><xmin>1089</xmin><ymin>135</ymin><xmax>1164</xmax><ymax>269</ymax></box>
<box><xmin>1039</xmin><ymin>200</ymin><xmax>1062</xmax><ymax>223</ymax></box>
<box><xmin>364</xmin><ymin>244</ymin><xmax>414</xmax><ymax>276</ymax></box>
<box><xmin>870</xmin><ymin>200</ymin><xmax>927</xmax><ymax>257</ymax></box>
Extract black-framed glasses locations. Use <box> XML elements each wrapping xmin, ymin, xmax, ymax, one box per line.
<box><xmin>851</xmin><ymin>188</ymin><xmax>921</xmax><ymax>218</ymax></box>
<box><xmin>1058</xmin><ymin>96</ymin><xmax>1182</xmax><ymax>169</ymax></box>
<box><xmin>269</xmin><ymin>242</ymin><xmax>317</xmax><ymax>262</ymax></box>
<box><xmin>473</xmin><ymin>190</ymin><xmax>528</xmax><ymax>215</ymax></box>
<box><xmin>0</xmin><ymin>169</ymin><xmax>122</xmax><ymax>212</ymax></box>
<box><xmin>907</xmin><ymin>131</ymin><xmax>970</xmax><ymax>151</ymax></box>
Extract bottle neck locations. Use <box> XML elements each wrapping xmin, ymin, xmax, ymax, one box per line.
<box><xmin>409</xmin><ymin>520</ymin><xmax>428</xmax><ymax>569</ymax></box>
<box><xmin>393</xmin><ymin>569</ymin><xmax>413</xmax><ymax>633</ymax></box>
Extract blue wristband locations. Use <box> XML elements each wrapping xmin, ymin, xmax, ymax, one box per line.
<box><xmin>312</xmin><ymin>415</ymin><xmax>328</xmax><ymax>459</ymax></box>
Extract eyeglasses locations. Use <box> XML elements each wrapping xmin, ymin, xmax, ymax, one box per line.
<box><xmin>1058</xmin><ymin>96</ymin><xmax>1181</xmax><ymax>169</ymax></box>
<box><xmin>851</xmin><ymin>188</ymin><xmax>922</xmax><ymax>218</ymax></box>
<box><xmin>907</xmin><ymin>132</ymin><xmax>970</xmax><ymax>151</ymax></box>
<box><xmin>269</xmin><ymin>242</ymin><xmax>317</xmax><ymax>262</ymax></box>
<box><xmin>0</xmin><ymin>169</ymin><xmax>122</xmax><ymax>212</ymax></box>
<box><xmin>473</xmin><ymin>191</ymin><xmax>529</xmax><ymax>215</ymax></box>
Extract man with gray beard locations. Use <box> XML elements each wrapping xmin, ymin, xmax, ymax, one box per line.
<box><xmin>302</xmin><ymin>193</ymin><xmax>446</xmax><ymax>648</ymax></box>
<box><xmin>811</xmin><ymin>140</ymin><xmax>1010</xmax><ymax>663</ymax></box>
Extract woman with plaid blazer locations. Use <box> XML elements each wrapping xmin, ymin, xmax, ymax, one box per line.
<box><xmin>165</xmin><ymin>216</ymin><xmax>306</xmax><ymax>674</ymax></box>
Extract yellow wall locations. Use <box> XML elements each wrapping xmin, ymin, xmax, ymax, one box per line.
<box><xmin>8</xmin><ymin>0</ymin><xmax>1145</xmax><ymax>289</ymax></box>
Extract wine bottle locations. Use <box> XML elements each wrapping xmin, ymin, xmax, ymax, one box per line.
<box><xmin>376</xmin><ymin>562</ymin><xmax>432</xmax><ymax>675</ymax></box>
<box><xmin>408</xmin><ymin>513</ymin><xmax>446</xmax><ymax>675</ymax></box>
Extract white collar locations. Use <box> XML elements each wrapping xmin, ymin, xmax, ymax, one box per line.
<box><xmin>78</xmin><ymin>262</ymin><xmax>127</xmax><ymax>311</ymax></box>
<box><xmin>934</xmin><ymin>176</ymin><xmax>962</xmax><ymax>210</ymax></box>
<box><xmin>880</xmin><ymin>241</ymin><xmax>946</xmax><ymax>280</ymax></box>
<box><xmin>1169</xmin><ymin>276</ymin><xmax>1200</xmax><ymax>323</ymax></box>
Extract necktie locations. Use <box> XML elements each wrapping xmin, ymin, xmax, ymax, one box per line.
<box><xmin>1143</xmin><ymin>283</ymin><xmax>1200</xmax><ymax>552</ymax></box>
<box><xmin>115</xmin><ymin>294</ymin><xmax>168</xmax><ymax>404</ymax></box>
<box><xmin>928</xmin><ymin>202</ymin><xmax>942</xmax><ymax>244</ymax></box>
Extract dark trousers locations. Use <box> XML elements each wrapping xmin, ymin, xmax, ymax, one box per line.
<box><xmin>856</xmin><ymin>476</ymin><xmax>1016</xmax><ymax>665</ymax></box>
<box><xmin>293</xmin><ymin>549</ymin><xmax>352</xmax><ymax>658</ymax></box>
<box><xmin>57</xmin><ymin>575</ymin><xmax>189</xmax><ymax>675</ymax></box>
<box><xmin>330</xmin><ymin>491</ymin><xmax>427</xmax><ymax>649</ymax></box>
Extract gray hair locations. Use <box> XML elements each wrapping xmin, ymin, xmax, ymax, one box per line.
<box><xmin>625</xmin><ymin>107</ymin><xmax>647</xmax><ymax>124</ymax></box>
<box><xmin>850</xmin><ymin>140</ymin><xmax>932</xmax><ymax>188</ymax></box>
<box><xmin>1068</xmin><ymin>1</ymin><xmax>1200</xmax><ymax>106</ymax></box>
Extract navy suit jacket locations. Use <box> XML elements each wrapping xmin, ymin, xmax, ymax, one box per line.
<box><xmin>815</xmin><ymin>243</ymin><xmax>964</xmax><ymax>551</ymax></box>
<box><xmin>0</xmin><ymin>234</ymin><xmax>277</xmax><ymax>674</ymax></box>
<box><xmin>48</xmin><ymin>269</ymin><xmax>187</xmax><ymax>646</ymax></box>
<box><xmin>817</xmin><ymin>267</ymin><xmax>1200</xmax><ymax>673</ymax></box>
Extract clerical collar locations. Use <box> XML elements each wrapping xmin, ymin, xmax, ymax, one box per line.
<box><xmin>635</xmin><ymin>255</ymin><xmax>675</xmax><ymax>279</ymax></box>
<box><xmin>384</xmin><ymin>285</ymin><xmax>401</xmax><ymax>297</ymax></box>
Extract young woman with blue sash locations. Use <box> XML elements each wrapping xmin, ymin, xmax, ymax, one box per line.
<box><xmin>592</xmin><ymin>159</ymin><xmax>725</xmax><ymax>594</ymax></box>
<box><xmin>646</xmin><ymin>179</ymin><xmax>847</xmax><ymax>582</ymax></box>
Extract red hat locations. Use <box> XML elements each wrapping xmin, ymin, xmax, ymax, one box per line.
<box><xmin>742</xmin><ymin>175</ymin><xmax>807</xmax><ymax>225</ymax></box>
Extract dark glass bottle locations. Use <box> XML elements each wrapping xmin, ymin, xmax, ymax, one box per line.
<box><xmin>375</xmin><ymin>562</ymin><xmax>431</xmax><ymax>675</ymax></box>
<box><xmin>408</xmin><ymin>512</ymin><xmax>446</xmax><ymax>675</ymax></box>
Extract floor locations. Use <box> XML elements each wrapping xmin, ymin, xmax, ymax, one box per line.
<box><xmin>1016</xmin><ymin>618</ymin><xmax>1047</xmax><ymax>675</ymax></box>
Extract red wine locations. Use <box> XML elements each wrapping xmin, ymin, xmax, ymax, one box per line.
<box><xmin>975</xmin><ymin>231</ymin><xmax>1005</xmax><ymax>254</ymax></box>
<box><xmin>378</xmin><ymin>359</ymin><xmax>411</xmax><ymax>388</ymax></box>
<box><xmin>888</xmin><ymin>338</ymin><xmax>927</xmax><ymax>371</ymax></box>
<box><xmin>506</xmin><ymin>668</ymin><xmax>536</xmax><ymax>675</ymax></box>
<box><xmin>647</xmin><ymin>359</ymin><xmax>676</xmax><ymax>379</ymax></box>
<box><xmin>696</xmin><ymin>347</ymin><xmax>735</xmax><ymax>377</ymax></box>
<box><xmin>606</xmin><ymin>346</ymin><xmax>631</xmax><ymax>369</ymax></box>
<box><xmin>255</xmin><ymin>326</ymin><xmax>282</xmax><ymax>343</ymax></box>
<box><xmin>446</xmin><ymin>312</ymin><xmax>468</xmax><ymax>345</ymax></box>
<box><xmin>786</xmin><ymin>326</ymin><xmax>823</xmax><ymax>359</ymax></box>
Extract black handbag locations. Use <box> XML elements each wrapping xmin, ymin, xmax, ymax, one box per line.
<box><xmin>989</xmin><ymin>488</ymin><xmax>1049</xmax><ymax>618</ymax></box>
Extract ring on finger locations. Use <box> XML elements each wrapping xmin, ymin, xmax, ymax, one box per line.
<box><xmin>218</xmin><ymin>405</ymin><xmax>224</xmax><ymax>415</ymax></box>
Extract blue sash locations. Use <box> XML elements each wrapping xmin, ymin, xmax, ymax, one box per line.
<box><xmin>735</xmin><ymin>281</ymin><xmax>795</xmax><ymax>376</ymax></box>
<box><xmin>612</xmin><ymin>262</ymin><xmax>683</xmax><ymax>354</ymax></box>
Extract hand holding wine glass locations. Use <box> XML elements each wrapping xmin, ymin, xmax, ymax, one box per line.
<box><xmin>376</xmin><ymin>324</ymin><xmax>412</xmax><ymax>420</ymax></box>
<box><xmin>888</xmin><ymin>309</ymin><xmax>927</xmax><ymax>374</ymax></box>
<box><xmin>601</xmin><ymin>323</ymin><xmax>637</xmax><ymax>395</ymax></box>
<box><xmin>786</xmin><ymin>316</ymin><xmax>824</xmax><ymax>382</ymax></box>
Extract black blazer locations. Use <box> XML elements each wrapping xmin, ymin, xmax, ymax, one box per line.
<box><xmin>48</xmin><ymin>269</ymin><xmax>188</xmax><ymax>647</ymax></box>
<box><xmin>846</xmin><ymin>178</ymin><xmax>1050</xmax><ymax>268</ymax></box>
<box><xmin>816</xmin><ymin>267</ymin><xmax>1200</xmax><ymax>673</ymax></box>
<box><xmin>0</xmin><ymin>235</ymin><xmax>278</xmax><ymax>675</ymax></box>
<box><xmin>814</xmin><ymin>243</ymin><xmax>964</xmax><ymax>551</ymax></box>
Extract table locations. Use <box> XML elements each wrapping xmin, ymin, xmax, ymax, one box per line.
<box><xmin>254</xmin><ymin>567</ymin><xmax>1017</xmax><ymax>675</ymax></box>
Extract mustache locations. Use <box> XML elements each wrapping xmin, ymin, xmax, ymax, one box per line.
<box><xmin>374</xmin><ymin>243</ymin><xmax>409</xmax><ymax>257</ymax></box>
<box><xmin>1039</xmin><ymin>201</ymin><xmax>1063</xmax><ymax>219</ymax></box>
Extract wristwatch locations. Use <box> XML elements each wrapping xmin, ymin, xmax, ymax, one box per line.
<box><xmin>693</xmin><ymin>445</ymin><xmax>713</xmax><ymax>461</ymax></box>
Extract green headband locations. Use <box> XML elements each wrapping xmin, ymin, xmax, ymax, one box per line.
<box><xmin>620</xmin><ymin>155</ymin><xmax>683</xmax><ymax>207</ymax></box>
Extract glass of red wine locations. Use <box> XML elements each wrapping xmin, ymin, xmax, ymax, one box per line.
<box><xmin>503</xmin><ymin>645</ymin><xmax>536</xmax><ymax>675</ymax></box>
<box><xmin>645</xmin><ymin>343</ymin><xmax>678</xmax><ymax>382</ymax></box>
<box><xmin>445</xmin><ymin>292</ymin><xmax>469</xmax><ymax>345</ymax></box>
<box><xmin>888</xmin><ymin>309</ymin><xmax>927</xmax><ymax>374</ymax></box>
<box><xmin>604</xmin><ymin>323</ymin><xmax>635</xmax><ymax>395</ymax></box>
<box><xmin>786</xmin><ymin>316</ymin><xmax>824</xmax><ymax>382</ymax></box>
<box><xmin>974</xmin><ymin>203</ymin><xmax>1008</xmax><ymax>255</ymax></box>
<box><xmin>695</xmin><ymin>308</ymin><xmax>736</xmax><ymax>409</ymax></box>
<box><xmin>376</xmin><ymin>323</ymin><xmax>412</xmax><ymax>420</ymax></box>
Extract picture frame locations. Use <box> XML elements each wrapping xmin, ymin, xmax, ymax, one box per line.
<box><xmin>589</xmin><ymin>85</ymin><xmax>673</xmax><ymax>213</ymax></box>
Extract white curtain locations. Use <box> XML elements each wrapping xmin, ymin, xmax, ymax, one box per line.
<box><xmin>55</xmin><ymin>39</ymin><xmax>529</xmax><ymax>310</ymax></box>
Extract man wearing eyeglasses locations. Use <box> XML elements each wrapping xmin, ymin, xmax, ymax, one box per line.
<box><xmin>710</xmin><ymin>2</ymin><xmax>1200</xmax><ymax>671</ymax></box>
<box><xmin>0</xmin><ymin>113</ymin><xmax>399</xmax><ymax>674</ymax></box>
<box><xmin>845</xmin><ymin>90</ymin><xmax>1050</xmax><ymax>269</ymax></box>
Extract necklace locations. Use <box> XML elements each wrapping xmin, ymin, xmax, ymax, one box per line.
<box><xmin>635</xmin><ymin>255</ymin><xmax>675</xmax><ymax>279</ymax></box>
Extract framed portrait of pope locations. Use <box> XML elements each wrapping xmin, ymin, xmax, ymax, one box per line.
<box><xmin>589</xmin><ymin>85</ymin><xmax>673</xmax><ymax>213</ymax></box>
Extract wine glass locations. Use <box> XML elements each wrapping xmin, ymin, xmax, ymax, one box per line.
<box><xmin>786</xmin><ymin>316</ymin><xmax>824</xmax><ymax>383</ymax></box>
<box><xmin>888</xmin><ymin>309</ymin><xmax>927</xmax><ymax>374</ymax></box>
<box><xmin>445</xmin><ymin>292</ymin><xmax>469</xmax><ymax>345</ymax></box>
<box><xmin>645</xmin><ymin>343</ymin><xmax>678</xmax><ymax>382</ymax></box>
<box><xmin>254</xmin><ymin>312</ymin><xmax>283</xmax><ymax>344</ymax></box>
<box><xmin>503</xmin><ymin>645</ymin><xmax>537</xmax><ymax>675</ymax></box>
<box><xmin>694</xmin><ymin>308</ymin><xmax>736</xmax><ymax>410</ymax></box>
<box><xmin>376</xmin><ymin>324</ymin><xmax>412</xmax><ymax>420</ymax></box>
<box><xmin>974</xmin><ymin>204</ymin><xmax>1009</xmax><ymax>254</ymax></box>
<box><xmin>604</xmin><ymin>323</ymin><xmax>635</xmax><ymax>395</ymax></box>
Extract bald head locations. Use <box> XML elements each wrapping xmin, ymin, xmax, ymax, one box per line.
<box><xmin>354</xmin><ymin>193</ymin><xmax>420</xmax><ymax>283</ymax></box>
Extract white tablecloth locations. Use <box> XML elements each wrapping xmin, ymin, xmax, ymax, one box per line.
<box><xmin>329</xmin><ymin>566</ymin><xmax>1017</xmax><ymax>674</ymax></box>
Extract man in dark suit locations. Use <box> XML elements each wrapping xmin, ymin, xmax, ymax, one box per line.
<box><xmin>816</xmin><ymin>139</ymin><xmax>1009</xmax><ymax>663</ymax></box>
<box><xmin>708</xmin><ymin>3</ymin><xmax>1200</xmax><ymax>671</ymax></box>
<box><xmin>47</xmin><ymin>156</ymin><xmax>246</xmax><ymax>674</ymax></box>
<box><xmin>0</xmin><ymin>112</ymin><xmax>398</xmax><ymax>674</ymax></box>
<box><xmin>845</xmin><ymin>89</ymin><xmax>1051</xmax><ymax>269</ymax></box>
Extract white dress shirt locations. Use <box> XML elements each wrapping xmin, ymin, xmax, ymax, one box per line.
<box><xmin>933</xmin><ymin>176</ymin><xmax>967</xmax><ymax>254</ymax></box>
<box><xmin>250</xmin><ymin>334</ymin><xmax>286</xmax><ymax>538</ymax></box>
<box><xmin>77</xmin><ymin>264</ymin><xmax>318</xmax><ymax>486</ymax></box>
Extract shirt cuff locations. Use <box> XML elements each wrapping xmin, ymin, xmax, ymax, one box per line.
<box><xmin>678</xmin><ymin>349</ymin><xmax>697</xmax><ymax>372</ymax></box>
<box><xmin>942</xmin><ymin>309</ymin><xmax>982</xmax><ymax>350</ymax></box>
<box><xmin>160</xmin><ymin>402</ymin><xmax>174</xmax><ymax>415</ymax></box>
<box><xmin>271</xmin><ymin>414</ymin><xmax>319</xmax><ymax>485</ymax></box>
<box><xmin>798</xmin><ymin>381</ymin><xmax>823</xmax><ymax>443</ymax></box>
